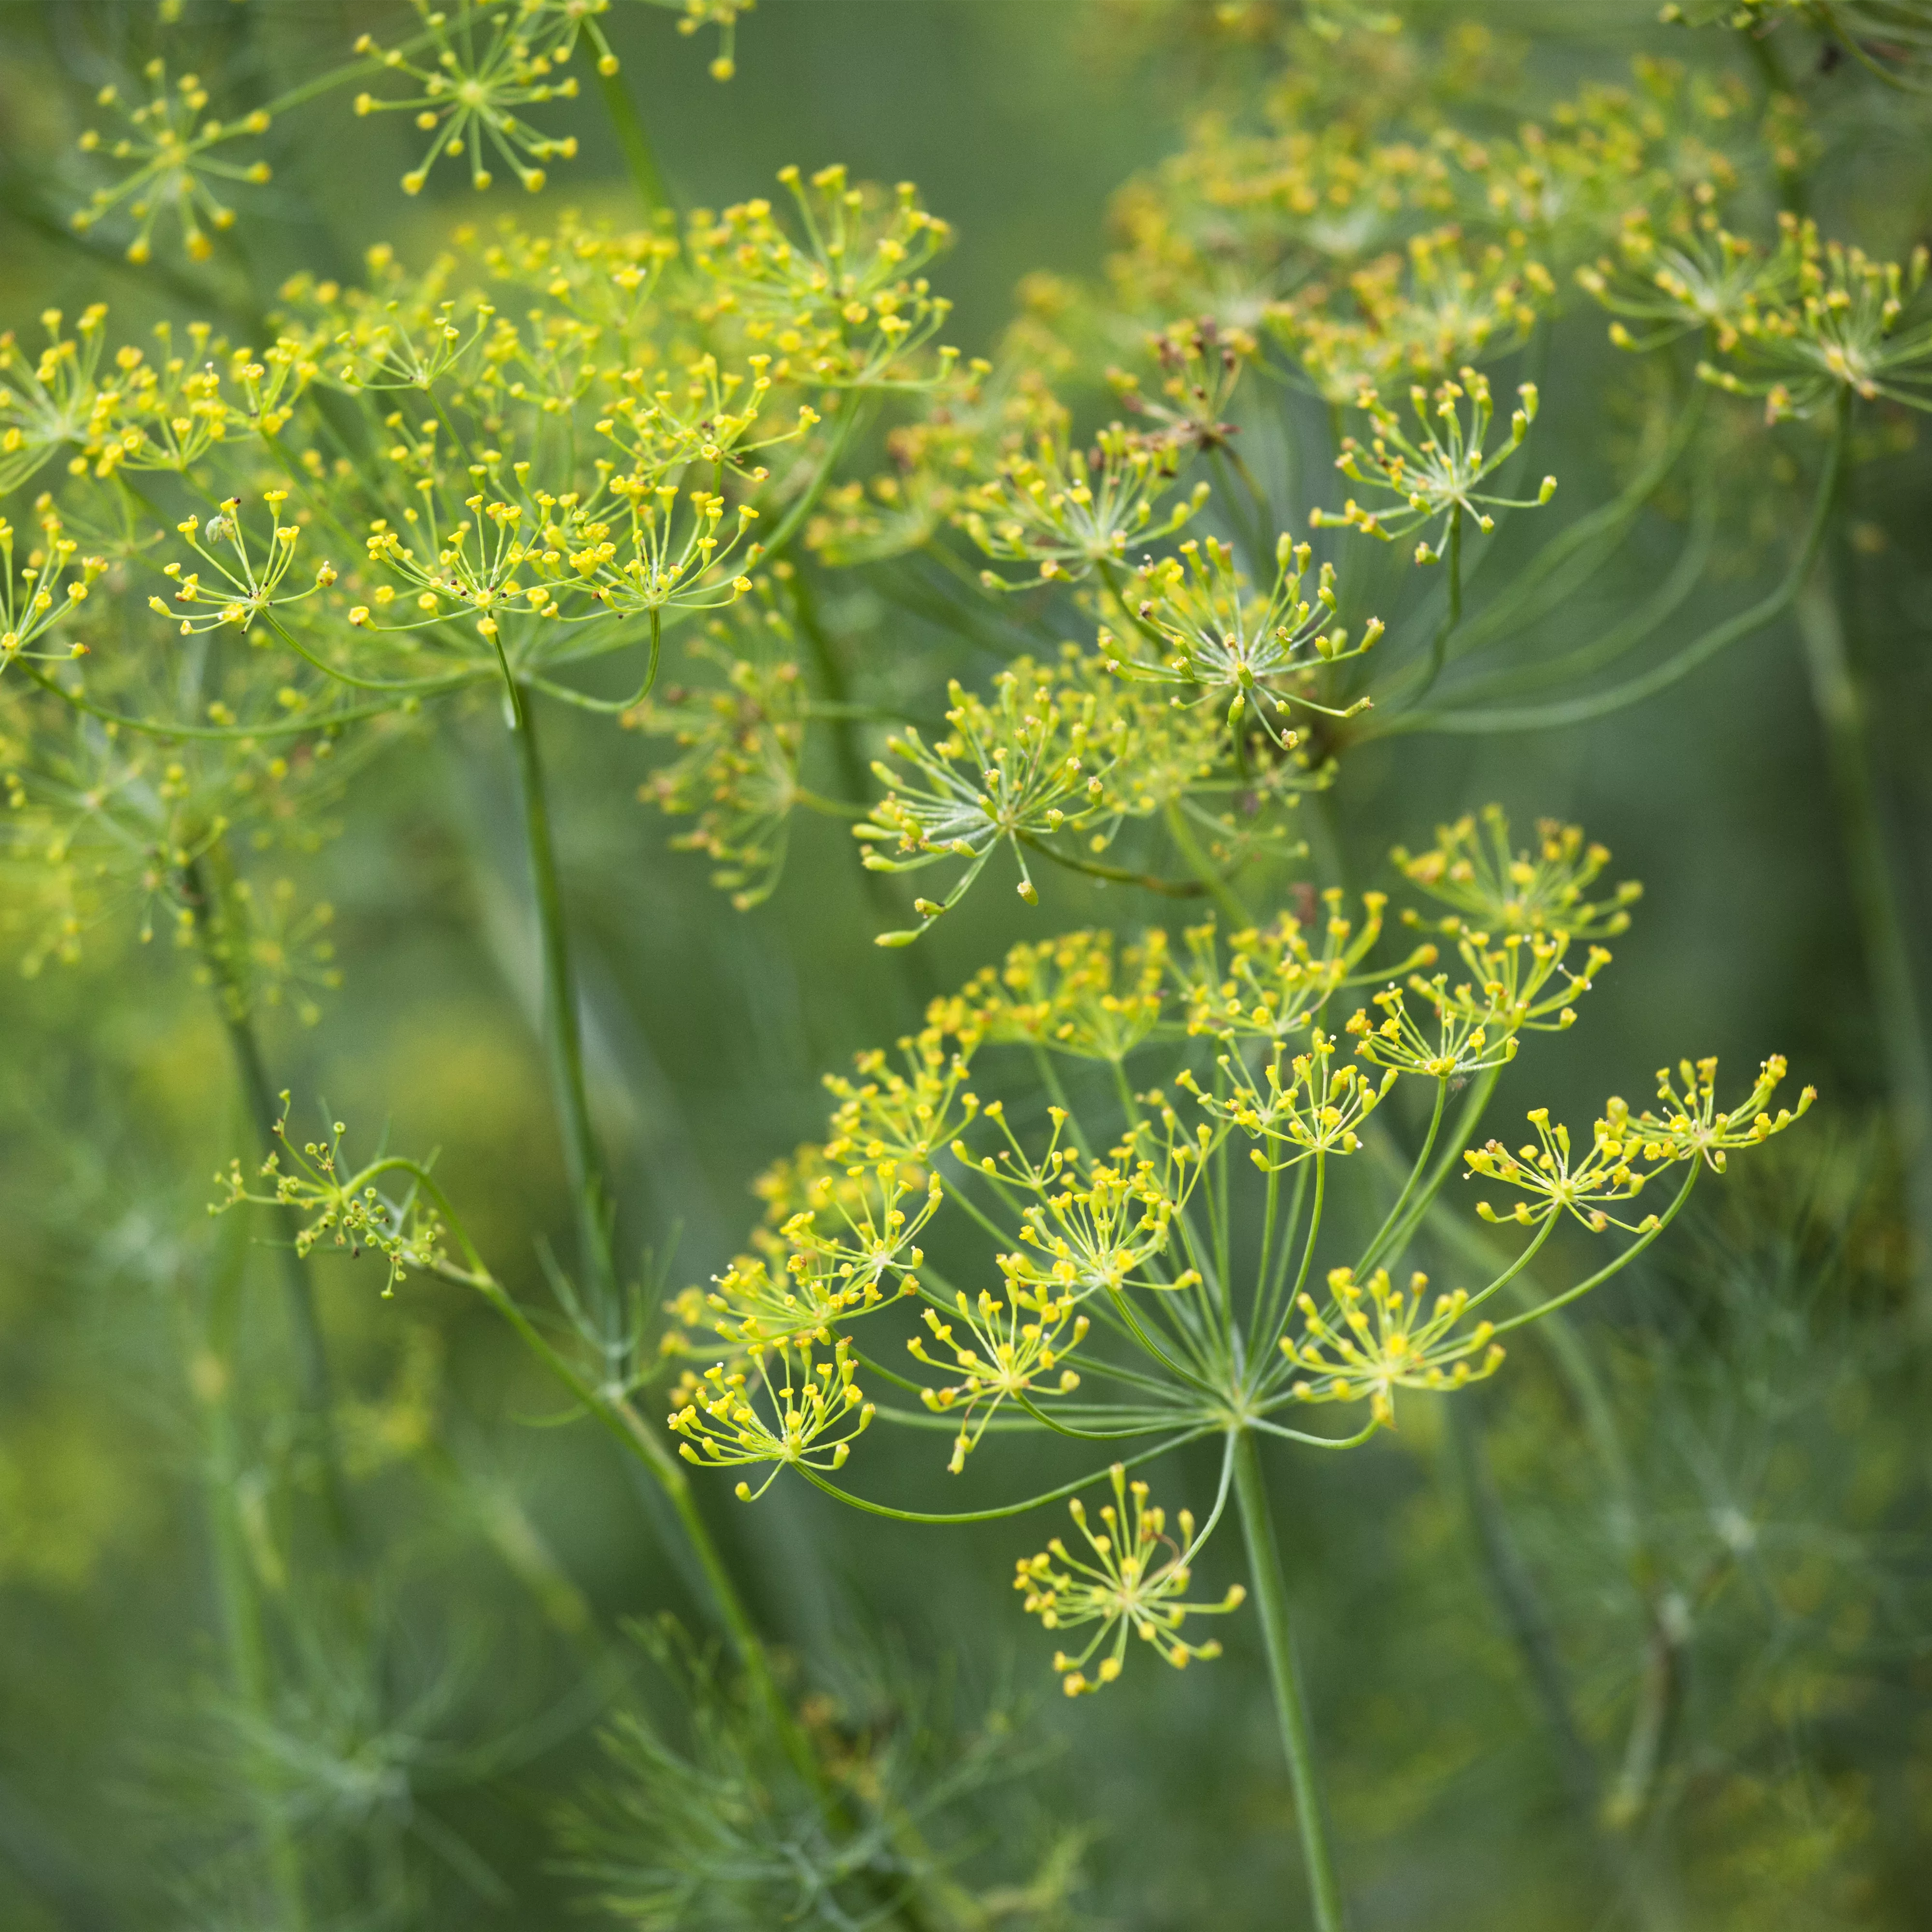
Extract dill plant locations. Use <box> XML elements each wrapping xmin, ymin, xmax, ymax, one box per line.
<box><xmin>1</xmin><ymin>0</ymin><xmax>1929</xmax><ymax>1925</ymax></box>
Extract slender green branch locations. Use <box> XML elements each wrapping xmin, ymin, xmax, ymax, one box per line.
<box><xmin>1445</xmin><ymin>463</ymin><xmax>1718</xmax><ymax>706</ymax></box>
<box><xmin>1232</xmin><ymin>1429</ymin><xmax>1348</xmax><ymax>1932</ymax></box>
<box><xmin>1490</xmin><ymin>1165</ymin><xmax>1701</xmax><ymax>1333</ymax></box>
<box><xmin>1442</xmin><ymin>378</ymin><xmax>1706</xmax><ymax>662</ymax></box>
<box><xmin>183</xmin><ymin>851</ymin><xmax>353</xmax><ymax>1550</ymax></box>
<box><xmin>519</xmin><ymin>609</ymin><xmax>664</xmax><ymax>715</ymax></box>
<box><xmin>506</xmin><ymin>686</ymin><xmax>619</xmax><ymax>1311</ymax></box>
<box><xmin>1410</xmin><ymin>504</ymin><xmax>1462</xmax><ymax>703</ymax></box>
<box><xmin>1401</xmin><ymin>395</ymin><xmax>1847</xmax><ymax>737</ymax></box>
<box><xmin>1248</xmin><ymin>1414</ymin><xmax>1382</xmax><ymax>1450</ymax></box>
<box><xmin>1255</xmin><ymin>1154</ymin><xmax>1327</xmax><ymax>1373</ymax></box>
<box><xmin>1163</xmin><ymin>800</ymin><xmax>1255</xmax><ymax>926</ymax></box>
<box><xmin>798</xmin><ymin>1430</ymin><xmax>1210</xmax><ymax>1522</ymax></box>
<box><xmin>1352</xmin><ymin>1078</ymin><xmax>1447</xmax><ymax>1275</ymax></box>
<box><xmin>1356</xmin><ymin>1067</ymin><xmax>1499</xmax><ymax>1279</ymax></box>
<box><xmin>1018</xmin><ymin>831</ymin><xmax>1211</xmax><ymax>899</ymax></box>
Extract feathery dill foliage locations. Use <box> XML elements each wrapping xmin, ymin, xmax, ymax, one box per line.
<box><xmin>3</xmin><ymin>0</ymin><xmax>1930</xmax><ymax>1925</ymax></box>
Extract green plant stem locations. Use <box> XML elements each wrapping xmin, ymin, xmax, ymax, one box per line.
<box><xmin>788</xmin><ymin>569</ymin><xmax>938</xmax><ymax>1009</ymax></box>
<box><xmin>1396</xmin><ymin>393</ymin><xmax>1847</xmax><ymax>737</ymax></box>
<box><xmin>495</xmin><ymin>692</ymin><xmax>936</xmax><ymax>1897</ymax></box>
<box><xmin>183</xmin><ymin>852</ymin><xmax>353</xmax><ymax>1549</ymax></box>
<box><xmin>187</xmin><ymin>1208</ymin><xmax>310</xmax><ymax>1932</ymax></box>
<box><xmin>1793</xmin><ymin>573</ymin><xmax>1932</xmax><ymax>1325</ymax></box>
<box><xmin>506</xmin><ymin>689</ymin><xmax>622</xmax><ymax>1312</ymax></box>
<box><xmin>1357</xmin><ymin>1067</ymin><xmax>1500</xmax><ymax>1278</ymax></box>
<box><xmin>500</xmin><ymin>693</ymin><xmax>757</xmax><ymax>1641</ymax></box>
<box><xmin>595</xmin><ymin>62</ymin><xmax>670</xmax><ymax>213</ymax></box>
<box><xmin>1232</xmin><ymin>1428</ymin><xmax>1347</xmax><ymax>1932</ymax></box>
<box><xmin>1412</xmin><ymin>504</ymin><xmax>1462</xmax><ymax>703</ymax></box>
<box><xmin>1163</xmin><ymin>799</ymin><xmax>1253</xmax><ymax>925</ymax></box>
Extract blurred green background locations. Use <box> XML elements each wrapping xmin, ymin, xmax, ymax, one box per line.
<box><xmin>1</xmin><ymin>2</ymin><xmax>1928</xmax><ymax>1927</ymax></box>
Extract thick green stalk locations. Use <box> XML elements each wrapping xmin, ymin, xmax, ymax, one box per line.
<box><xmin>506</xmin><ymin>691</ymin><xmax>621</xmax><ymax>1313</ymax></box>
<box><xmin>186</xmin><ymin>1208</ymin><xmax>309</xmax><ymax>1931</ymax></box>
<box><xmin>1793</xmin><ymin>572</ymin><xmax>1932</xmax><ymax>1325</ymax></box>
<box><xmin>1232</xmin><ymin>1428</ymin><xmax>1347</xmax><ymax>1932</ymax></box>
<box><xmin>595</xmin><ymin>63</ymin><xmax>671</xmax><ymax>213</ymax></box>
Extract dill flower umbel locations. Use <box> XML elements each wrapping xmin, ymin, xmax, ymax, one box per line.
<box><xmin>1393</xmin><ymin>806</ymin><xmax>1642</xmax><ymax>939</ymax></box>
<box><xmin>1700</xmin><ymin>224</ymin><xmax>1932</xmax><ymax>422</ymax></box>
<box><xmin>72</xmin><ymin>60</ymin><xmax>271</xmax><ymax>262</ymax></box>
<box><xmin>354</xmin><ymin>4</ymin><xmax>583</xmax><ymax>195</ymax></box>
<box><xmin>0</xmin><ymin>506</ymin><xmax>105</xmax><ymax>677</ymax></box>
<box><xmin>1281</xmin><ymin>1266</ymin><xmax>1505</xmax><ymax>1425</ymax></box>
<box><xmin>1312</xmin><ymin>368</ymin><xmax>1556</xmax><ymax>564</ymax></box>
<box><xmin>213</xmin><ymin>1102</ymin><xmax>447</xmax><ymax>1298</ymax></box>
<box><xmin>961</xmin><ymin>416</ymin><xmax>1208</xmax><ymax>588</ymax></box>
<box><xmin>856</xmin><ymin>655</ymin><xmax>1140</xmax><ymax>940</ymax></box>
<box><xmin>1016</xmin><ymin>1467</ymin><xmax>1245</xmax><ymax>1694</ymax></box>
<box><xmin>1101</xmin><ymin>532</ymin><xmax>1382</xmax><ymax>741</ymax></box>
<box><xmin>961</xmin><ymin>927</ymin><xmax>1170</xmax><ymax>1062</ymax></box>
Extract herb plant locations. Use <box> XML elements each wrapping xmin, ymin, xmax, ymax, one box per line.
<box><xmin>2</xmin><ymin>2</ymin><xmax>1929</xmax><ymax>1927</ymax></box>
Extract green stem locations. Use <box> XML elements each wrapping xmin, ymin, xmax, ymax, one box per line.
<box><xmin>183</xmin><ymin>852</ymin><xmax>353</xmax><ymax>1550</ymax></box>
<box><xmin>186</xmin><ymin>1206</ymin><xmax>310</xmax><ymax>1931</ymax></box>
<box><xmin>506</xmin><ymin>688</ymin><xmax>620</xmax><ymax>1312</ymax></box>
<box><xmin>1398</xmin><ymin>394</ymin><xmax>1847</xmax><ymax>737</ymax></box>
<box><xmin>491</xmin><ymin>702</ymin><xmax>847</xmax><ymax>1807</ymax></box>
<box><xmin>1163</xmin><ymin>799</ymin><xmax>1253</xmax><ymax>926</ymax></box>
<box><xmin>1352</xmin><ymin>1078</ymin><xmax>1447</xmax><ymax>1276</ymax></box>
<box><xmin>1018</xmin><ymin>830</ymin><xmax>1209</xmax><ymax>898</ymax></box>
<box><xmin>1411</xmin><ymin>505</ymin><xmax>1461</xmax><ymax>703</ymax></box>
<box><xmin>1357</xmin><ymin>1067</ymin><xmax>1499</xmax><ymax>1277</ymax></box>
<box><xmin>789</xmin><ymin>568</ymin><xmax>937</xmax><ymax>1011</ymax></box>
<box><xmin>1440</xmin><ymin>378</ymin><xmax>1705</xmax><ymax>665</ymax></box>
<box><xmin>1232</xmin><ymin>1428</ymin><xmax>1347</xmax><ymax>1932</ymax></box>
<box><xmin>595</xmin><ymin>62</ymin><xmax>671</xmax><ymax>213</ymax></box>
<box><xmin>1793</xmin><ymin>572</ymin><xmax>1932</xmax><ymax>1326</ymax></box>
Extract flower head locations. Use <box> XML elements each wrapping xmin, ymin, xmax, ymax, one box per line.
<box><xmin>1312</xmin><ymin>367</ymin><xmax>1556</xmax><ymax>563</ymax></box>
<box><xmin>72</xmin><ymin>61</ymin><xmax>271</xmax><ymax>262</ymax></box>
<box><xmin>668</xmin><ymin>1335</ymin><xmax>874</xmax><ymax>1499</ymax></box>
<box><xmin>353</xmin><ymin>7</ymin><xmax>581</xmax><ymax>195</ymax></box>
<box><xmin>961</xmin><ymin>927</ymin><xmax>1169</xmax><ymax>1062</ymax></box>
<box><xmin>855</xmin><ymin>653</ymin><xmax>1147</xmax><ymax>944</ymax></box>
<box><xmin>1394</xmin><ymin>807</ymin><xmax>1642</xmax><ymax>939</ymax></box>
<box><xmin>1015</xmin><ymin>1466</ymin><xmax>1244</xmax><ymax>1694</ymax></box>
<box><xmin>1282</xmin><ymin>1265</ymin><xmax>1504</xmax><ymax>1425</ymax></box>
<box><xmin>961</xmin><ymin>418</ymin><xmax>1208</xmax><ymax>589</ymax></box>
<box><xmin>689</xmin><ymin>166</ymin><xmax>956</xmax><ymax>389</ymax></box>
<box><xmin>1701</xmin><ymin>222</ymin><xmax>1932</xmax><ymax>423</ymax></box>
<box><xmin>1103</xmin><ymin>533</ymin><xmax>1382</xmax><ymax>744</ymax></box>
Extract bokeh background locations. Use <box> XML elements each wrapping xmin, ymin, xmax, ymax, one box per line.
<box><xmin>1</xmin><ymin>2</ymin><xmax>1928</xmax><ymax>1927</ymax></box>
